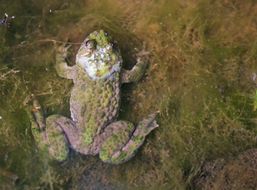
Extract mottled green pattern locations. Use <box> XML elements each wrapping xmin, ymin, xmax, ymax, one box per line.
<box><xmin>53</xmin><ymin>30</ymin><xmax>156</xmax><ymax>163</ymax></box>
<box><xmin>1</xmin><ymin>0</ymin><xmax>257</xmax><ymax>189</ymax></box>
<box><xmin>254</xmin><ymin>90</ymin><xmax>257</xmax><ymax>111</ymax></box>
<box><xmin>72</xmin><ymin>69</ymin><xmax>120</xmax><ymax>148</ymax></box>
<box><xmin>99</xmin><ymin>121</ymin><xmax>134</xmax><ymax>162</ymax></box>
<box><xmin>45</xmin><ymin>116</ymin><xmax>69</xmax><ymax>161</ymax></box>
<box><xmin>88</xmin><ymin>30</ymin><xmax>111</xmax><ymax>47</ymax></box>
<box><xmin>30</xmin><ymin>115</ymin><xmax>69</xmax><ymax>161</ymax></box>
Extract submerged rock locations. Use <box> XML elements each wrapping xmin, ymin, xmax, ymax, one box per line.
<box><xmin>0</xmin><ymin>167</ymin><xmax>19</xmax><ymax>189</ymax></box>
<box><xmin>193</xmin><ymin>149</ymin><xmax>257</xmax><ymax>190</ymax></box>
<box><xmin>70</xmin><ymin>160</ymin><xmax>123</xmax><ymax>190</ymax></box>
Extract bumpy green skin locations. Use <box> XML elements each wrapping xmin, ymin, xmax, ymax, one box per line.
<box><xmin>71</xmin><ymin>69</ymin><xmax>121</xmax><ymax>152</ymax></box>
<box><xmin>99</xmin><ymin>121</ymin><xmax>135</xmax><ymax>163</ymax></box>
<box><xmin>30</xmin><ymin>30</ymin><xmax>158</xmax><ymax>164</ymax></box>
<box><xmin>28</xmin><ymin>102</ymin><xmax>69</xmax><ymax>161</ymax></box>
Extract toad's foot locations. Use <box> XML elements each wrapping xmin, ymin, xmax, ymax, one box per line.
<box><xmin>26</xmin><ymin>97</ymin><xmax>71</xmax><ymax>161</ymax></box>
<box><xmin>99</xmin><ymin>113</ymin><xmax>159</xmax><ymax>164</ymax></box>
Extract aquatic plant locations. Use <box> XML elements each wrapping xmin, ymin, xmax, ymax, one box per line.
<box><xmin>0</xmin><ymin>0</ymin><xmax>257</xmax><ymax>189</ymax></box>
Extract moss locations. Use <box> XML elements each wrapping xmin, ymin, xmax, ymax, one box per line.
<box><xmin>83</xmin><ymin>118</ymin><xmax>97</xmax><ymax>145</ymax></box>
<box><xmin>31</xmin><ymin>127</ymin><xmax>42</xmax><ymax>142</ymax></box>
<box><xmin>253</xmin><ymin>90</ymin><xmax>257</xmax><ymax>112</ymax></box>
<box><xmin>89</xmin><ymin>30</ymin><xmax>110</xmax><ymax>47</ymax></box>
<box><xmin>111</xmin><ymin>152</ymin><xmax>127</xmax><ymax>164</ymax></box>
<box><xmin>1</xmin><ymin>0</ymin><xmax>257</xmax><ymax>189</ymax></box>
<box><xmin>100</xmin><ymin>122</ymin><xmax>135</xmax><ymax>163</ymax></box>
<box><xmin>54</xmin><ymin>148</ymin><xmax>68</xmax><ymax>161</ymax></box>
<box><xmin>126</xmin><ymin>122</ymin><xmax>134</xmax><ymax>131</ymax></box>
<box><xmin>99</xmin><ymin>149</ymin><xmax>108</xmax><ymax>162</ymax></box>
<box><xmin>132</xmin><ymin>136</ymin><xmax>144</xmax><ymax>144</ymax></box>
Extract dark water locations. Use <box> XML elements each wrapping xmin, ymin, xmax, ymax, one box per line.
<box><xmin>0</xmin><ymin>0</ymin><xmax>257</xmax><ymax>189</ymax></box>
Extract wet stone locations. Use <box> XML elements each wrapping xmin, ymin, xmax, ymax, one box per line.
<box><xmin>193</xmin><ymin>149</ymin><xmax>257</xmax><ymax>190</ymax></box>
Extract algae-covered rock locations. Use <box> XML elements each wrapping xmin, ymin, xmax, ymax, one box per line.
<box><xmin>0</xmin><ymin>167</ymin><xmax>19</xmax><ymax>189</ymax></box>
<box><xmin>193</xmin><ymin>149</ymin><xmax>257</xmax><ymax>190</ymax></box>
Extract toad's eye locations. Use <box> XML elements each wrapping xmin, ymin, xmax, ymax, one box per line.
<box><xmin>85</xmin><ymin>40</ymin><xmax>96</xmax><ymax>50</ymax></box>
<box><xmin>106</xmin><ymin>44</ymin><xmax>112</xmax><ymax>50</ymax></box>
<box><xmin>111</xmin><ymin>41</ymin><xmax>119</xmax><ymax>51</ymax></box>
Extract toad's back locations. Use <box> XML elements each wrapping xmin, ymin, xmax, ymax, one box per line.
<box><xmin>70</xmin><ymin>69</ymin><xmax>121</xmax><ymax>145</ymax></box>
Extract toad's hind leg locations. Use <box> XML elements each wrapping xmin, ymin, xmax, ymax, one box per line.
<box><xmin>44</xmin><ymin>115</ymin><xmax>76</xmax><ymax>161</ymax></box>
<box><xmin>28</xmin><ymin>99</ymin><xmax>76</xmax><ymax>161</ymax></box>
<box><xmin>99</xmin><ymin>113</ymin><xmax>158</xmax><ymax>164</ymax></box>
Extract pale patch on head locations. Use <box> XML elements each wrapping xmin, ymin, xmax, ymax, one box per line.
<box><xmin>76</xmin><ymin>45</ymin><xmax>121</xmax><ymax>80</ymax></box>
<box><xmin>76</xmin><ymin>30</ymin><xmax>122</xmax><ymax>80</ymax></box>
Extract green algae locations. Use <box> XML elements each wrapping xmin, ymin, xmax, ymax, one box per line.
<box><xmin>89</xmin><ymin>30</ymin><xmax>110</xmax><ymax>47</ymax></box>
<box><xmin>100</xmin><ymin>122</ymin><xmax>134</xmax><ymax>163</ymax></box>
<box><xmin>0</xmin><ymin>0</ymin><xmax>257</xmax><ymax>189</ymax></box>
<box><xmin>83</xmin><ymin>118</ymin><xmax>96</xmax><ymax>145</ymax></box>
<box><xmin>254</xmin><ymin>90</ymin><xmax>257</xmax><ymax>112</ymax></box>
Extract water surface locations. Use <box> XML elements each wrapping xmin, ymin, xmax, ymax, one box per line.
<box><xmin>0</xmin><ymin>0</ymin><xmax>257</xmax><ymax>189</ymax></box>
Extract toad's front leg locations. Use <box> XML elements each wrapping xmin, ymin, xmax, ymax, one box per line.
<box><xmin>121</xmin><ymin>46</ymin><xmax>149</xmax><ymax>83</ymax></box>
<box><xmin>55</xmin><ymin>44</ymin><xmax>76</xmax><ymax>80</ymax></box>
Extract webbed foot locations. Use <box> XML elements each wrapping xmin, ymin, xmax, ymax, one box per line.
<box><xmin>25</xmin><ymin>96</ymin><xmax>70</xmax><ymax>161</ymax></box>
<box><xmin>99</xmin><ymin>112</ymin><xmax>159</xmax><ymax>164</ymax></box>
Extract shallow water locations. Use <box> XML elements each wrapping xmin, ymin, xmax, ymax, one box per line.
<box><xmin>0</xmin><ymin>0</ymin><xmax>257</xmax><ymax>189</ymax></box>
